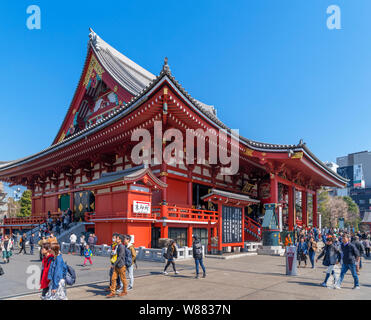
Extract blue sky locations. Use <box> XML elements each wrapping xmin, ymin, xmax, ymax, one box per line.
<box><xmin>0</xmin><ymin>0</ymin><xmax>370</xmax><ymax>173</ymax></box>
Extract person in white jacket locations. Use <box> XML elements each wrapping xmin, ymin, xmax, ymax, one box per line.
<box><xmin>69</xmin><ymin>233</ymin><xmax>77</xmax><ymax>254</ymax></box>
<box><xmin>1</xmin><ymin>235</ymin><xmax>13</xmax><ymax>263</ymax></box>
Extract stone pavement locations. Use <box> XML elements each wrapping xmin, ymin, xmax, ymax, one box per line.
<box><xmin>4</xmin><ymin>252</ymin><xmax>371</xmax><ymax>300</ymax></box>
<box><xmin>0</xmin><ymin>250</ymin><xmax>194</xmax><ymax>299</ymax></box>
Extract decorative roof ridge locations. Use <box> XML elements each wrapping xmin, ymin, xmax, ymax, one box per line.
<box><xmin>89</xmin><ymin>28</ymin><xmax>156</xmax><ymax>82</ymax></box>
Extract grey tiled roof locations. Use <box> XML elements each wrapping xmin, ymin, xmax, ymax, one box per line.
<box><xmin>201</xmin><ymin>188</ymin><xmax>260</xmax><ymax>203</ymax></box>
<box><xmin>0</xmin><ymin>30</ymin><xmax>348</xmax><ymax>185</ymax></box>
<box><xmin>80</xmin><ymin>165</ymin><xmax>167</xmax><ymax>188</ymax></box>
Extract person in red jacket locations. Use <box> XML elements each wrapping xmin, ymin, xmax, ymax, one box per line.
<box><xmin>40</xmin><ymin>243</ymin><xmax>54</xmax><ymax>300</ymax></box>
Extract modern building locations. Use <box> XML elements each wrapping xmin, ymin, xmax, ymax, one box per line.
<box><xmin>336</xmin><ymin>151</ymin><xmax>371</xmax><ymax>219</ymax></box>
<box><xmin>0</xmin><ymin>182</ymin><xmax>7</xmax><ymax>222</ymax></box>
<box><xmin>0</xmin><ymin>30</ymin><xmax>347</xmax><ymax>250</ymax></box>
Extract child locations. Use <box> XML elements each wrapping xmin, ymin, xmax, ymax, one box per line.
<box><xmin>83</xmin><ymin>244</ymin><xmax>93</xmax><ymax>266</ymax></box>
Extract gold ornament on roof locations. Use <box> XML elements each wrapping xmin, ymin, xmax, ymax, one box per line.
<box><xmin>83</xmin><ymin>55</ymin><xmax>105</xmax><ymax>87</ymax></box>
<box><xmin>244</xmin><ymin>148</ymin><xmax>254</xmax><ymax>157</ymax></box>
<box><xmin>291</xmin><ymin>152</ymin><xmax>304</xmax><ymax>159</ymax></box>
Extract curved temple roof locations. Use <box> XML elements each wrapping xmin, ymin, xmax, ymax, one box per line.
<box><xmin>0</xmin><ymin>29</ymin><xmax>347</xmax><ymax>187</ymax></box>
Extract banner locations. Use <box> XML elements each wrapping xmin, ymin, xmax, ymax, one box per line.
<box><xmin>286</xmin><ymin>246</ymin><xmax>297</xmax><ymax>276</ymax></box>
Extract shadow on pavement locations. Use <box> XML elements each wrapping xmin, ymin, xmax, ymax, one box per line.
<box><xmin>85</xmin><ymin>283</ymin><xmax>109</xmax><ymax>297</ymax></box>
<box><xmin>287</xmin><ymin>281</ymin><xmax>322</xmax><ymax>287</ymax></box>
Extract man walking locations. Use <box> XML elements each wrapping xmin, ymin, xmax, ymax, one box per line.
<box><xmin>352</xmin><ymin>236</ymin><xmax>365</xmax><ymax>274</ymax></box>
<box><xmin>125</xmin><ymin>235</ymin><xmax>136</xmax><ymax>290</ymax></box>
<box><xmin>69</xmin><ymin>233</ymin><xmax>77</xmax><ymax>254</ymax></box>
<box><xmin>335</xmin><ymin>234</ymin><xmax>360</xmax><ymax>290</ymax></box>
<box><xmin>316</xmin><ymin>236</ymin><xmax>341</xmax><ymax>287</ymax></box>
<box><xmin>18</xmin><ymin>233</ymin><xmax>27</xmax><ymax>254</ymax></box>
<box><xmin>29</xmin><ymin>233</ymin><xmax>36</xmax><ymax>255</ymax></box>
<box><xmin>192</xmin><ymin>235</ymin><xmax>206</xmax><ymax>279</ymax></box>
<box><xmin>105</xmin><ymin>233</ymin><xmax>122</xmax><ymax>293</ymax></box>
<box><xmin>107</xmin><ymin>235</ymin><xmax>128</xmax><ymax>297</ymax></box>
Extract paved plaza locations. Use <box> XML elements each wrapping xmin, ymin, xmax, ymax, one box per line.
<box><xmin>1</xmin><ymin>249</ymin><xmax>371</xmax><ymax>300</ymax></box>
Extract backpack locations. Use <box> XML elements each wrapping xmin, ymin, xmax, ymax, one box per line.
<box><xmin>194</xmin><ymin>242</ymin><xmax>202</xmax><ymax>256</ymax></box>
<box><xmin>172</xmin><ymin>245</ymin><xmax>178</xmax><ymax>259</ymax></box>
<box><xmin>125</xmin><ymin>246</ymin><xmax>132</xmax><ymax>268</ymax></box>
<box><xmin>64</xmin><ymin>263</ymin><xmax>76</xmax><ymax>286</ymax></box>
<box><xmin>129</xmin><ymin>246</ymin><xmax>137</xmax><ymax>268</ymax></box>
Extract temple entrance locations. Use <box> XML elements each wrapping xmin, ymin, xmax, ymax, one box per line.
<box><xmin>193</xmin><ymin>228</ymin><xmax>208</xmax><ymax>247</ymax></box>
<box><xmin>151</xmin><ymin>227</ymin><xmax>161</xmax><ymax>248</ymax></box>
<box><xmin>59</xmin><ymin>193</ymin><xmax>70</xmax><ymax>212</ymax></box>
<box><xmin>74</xmin><ymin>191</ymin><xmax>95</xmax><ymax>221</ymax></box>
<box><xmin>192</xmin><ymin>183</ymin><xmax>217</xmax><ymax>211</ymax></box>
<box><xmin>169</xmin><ymin>227</ymin><xmax>188</xmax><ymax>247</ymax></box>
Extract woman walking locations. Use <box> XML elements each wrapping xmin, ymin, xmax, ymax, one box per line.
<box><xmin>40</xmin><ymin>243</ymin><xmax>54</xmax><ymax>300</ymax></box>
<box><xmin>163</xmin><ymin>240</ymin><xmax>179</xmax><ymax>275</ymax></box>
<box><xmin>297</xmin><ymin>237</ymin><xmax>308</xmax><ymax>267</ymax></box>
<box><xmin>308</xmin><ymin>237</ymin><xmax>318</xmax><ymax>269</ymax></box>
<box><xmin>46</xmin><ymin>243</ymin><xmax>67</xmax><ymax>300</ymax></box>
<box><xmin>1</xmin><ymin>235</ymin><xmax>13</xmax><ymax>263</ymax></box>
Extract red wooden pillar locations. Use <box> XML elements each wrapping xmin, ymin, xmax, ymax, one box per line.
<box><xmin>55</xmin><ymin>195</ymin><xmax>59</xmax><ymax>214</ymax></box>
<box><xmin>187</xmin><ymin>180</ymin><xmax>192</xmax><ymax>206</ymax></box>
<box><xmin>288</xmin><ymin>186</ymin><xmax>294</xmax><ymax>231</ymax></box>
<box><xmin>41</xmin><ymin>192</ymin><xmax>45</xmax><ymax>216</ymax></box>
<box><xmin>187</xmin><ymin>225</ymin><xmax>193</xmax><ymax>247</ymax></box>
<box><xmin>270</xmin><ymin>173</ymin><xmax>278</xmax><ymax>203</ymax></box>
<box><xmin>160</xmin><ymin>224</ymin><xmax>168</xmax><ymax>238</ymax></box>
<box><xmin>313</xmin><ymin>191</ymin><xmax>318</xmax><ymax>228</ymax></box>
<box><xmin>69</xmin><ymin>192</ymin><xmax>74</xmax><ymax>221</ymax></box>
<box><xmin>241</xmin><ymin>206</ymin><xmax>245</xmax><ymax>244</ymax></box>
<box><xmin>161</xmin><ymin>163</ymin><xmax>167</xmax><ymax>204</ymax></box>
<box><xmin>208</xmin><ymin>221</ymin><xmax>212</xmax><ymax>253</ymax></box>
<box><xmin>217</xmin><ymin>203</ymin><xmax>223</xmax><ymax>252</ymax></box>
<box><xmin>302</xmin><ymin>191</ymin><xmax>307</xmax><ymax>228</ymax></box>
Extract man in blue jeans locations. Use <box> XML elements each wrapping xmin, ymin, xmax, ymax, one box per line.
<box><xmin>29</xmin><ymin>233</ymin><xmax>35</xmax><ymax>255</ymax></box>
<box><xmin>192</xmin><ymin>235</ymin><xmax>206</xmax><ymax>279</ymax></box>
<box><xmin>336</xmin><ymin>234</ymin><xmax>360</xmax><ymax>290</ymax></box>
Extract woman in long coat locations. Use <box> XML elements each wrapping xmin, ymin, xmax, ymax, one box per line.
<box><xmin>297</xmin><ymin>237</ymin><xmax>308</xmax><ymax>267</ymax></box>
<box><xmin>163</xmin><ymin>240</ymin><xmax>179</xmax><ymax>275</ymax></box>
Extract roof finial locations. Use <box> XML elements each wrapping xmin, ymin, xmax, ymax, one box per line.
<box><xmin>163</xmin><ymin>57</ymin><xmax>171</xmax><ymax>74</ymax></box>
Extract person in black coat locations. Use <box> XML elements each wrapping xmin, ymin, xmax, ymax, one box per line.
<box><xmin>163</xmin><ymin>240</ymin><xmax>179</xmax><ymax>275</ymax></box>
<box><xmin>18</xmin><ymin>233</ymin><xmax>27</xmax><ymax>254</ymax></box>
<box><xmin>352</xmin><ymin>236</ymin><xmax>365</xmax><ymax>274</ymax></box>
<box><xmin>29</xmin><ymin>233</ymin><xmax>36</xmax><ymax>255</ymax></box>
<box><xmin>192</xmin><ymin>235</ymin><xmax>206</xmax><ymax>279</ymax></box>
<box><xmin>336</xmin><ymin>234</ymin><xmax>360</xmax><ymax>289</ymax></box>
<box><xmin>316</xmin><ymin>236</ymin><xmax>341</xmax><ymax>287</ymax></box>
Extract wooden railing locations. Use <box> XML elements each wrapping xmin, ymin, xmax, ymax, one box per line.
<box><xmin>244</xmin><ymin>216</ymin><xmax>262</xmax><ymax>240</ymax></box>
<box><xmin>2</xmin><ymin>216</ymin><xmax>46</xmax><ymax>226</ymax></box>
<box><xmin>85</xmin><ymin>207</ymin><xmax>218</xmax><ymax>223</ymax></box>
<box><xmin>165</xmin><ymin>206</ymin><xmax>218</xmax><ymax>222</ymax></box>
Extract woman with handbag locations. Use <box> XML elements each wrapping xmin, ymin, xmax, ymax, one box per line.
<box><xmin>297</xmin><ymin>237</ymin><xmax>308</xmax><ymax>267</ymax></box>
<box><xmin>308</xmin><ymin>236</ymin><xmax>318</xmax><ymax>268</ymax></box>
<box><xmin>1</xmin><ymin>235</ymin><xmax>13</xmax><ymax>263</ymax></box>
<box><xmin>163</xmin><ymin>240</ymin><xmax>179</xmax><ymax>275</ymax></box>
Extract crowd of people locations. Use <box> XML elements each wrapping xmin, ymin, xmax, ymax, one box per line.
<box><xmin>284</xmin><ymin>225</ymin><xmax>370</xmax><ymax>289</ymax></box>
<box><xmin>2</xmin><ymin>220</ymin><xmax>368</xmax><ymax>298</ymax></box>
<box><xmin>0</xmin><ymin>226</ymin><xmax>207</xmax><ymax>300</ymax></box>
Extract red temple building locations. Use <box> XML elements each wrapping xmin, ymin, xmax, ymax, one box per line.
<box><xmin>0</xmin><ymin>29</ymin><xmax>347</xmax><ymax>251</ymax></box>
